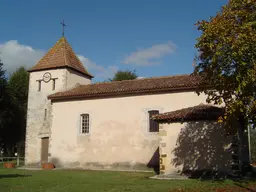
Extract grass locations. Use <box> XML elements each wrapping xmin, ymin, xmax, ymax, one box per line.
<box><xmin>0</xmin><ymin>168</ymin><xmax>256</xmax><ymax>192</ymax></box>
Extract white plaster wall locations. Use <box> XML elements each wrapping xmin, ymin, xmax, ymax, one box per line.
<box><xmin>25</xmin><ymin>68</ymin><xmax>91</xmax><ymax>165</ymax></box>
<box><xmin>160</xmin><ymin>121</ymin><xmax>233</xmax><ymax>175</ymax></box>
<box><xmin>66</xmin><ymin>69</ymin><xmax>92</xmax><ymax>89</ymax></box>
<box><xmin>49</xmin><ymin>91</ymin><xmax>209</xmax><ymax>170</ymax></box>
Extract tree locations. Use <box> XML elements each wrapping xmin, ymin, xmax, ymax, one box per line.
<box><xmin>109</xmin><ymin>70</ymin><xmax>138</xmax><ymax>81</ymax></box>
<box><xmin>7</xmin><ymin>67</ymin><xmax>29</xmax><ymax>112</ymax></box>
<box><xmin>0</xmin><ymin>60</ymin><xmax>7</xmax><ymax>151</ymax></box>
<box><xmin>250</xmin><ymin>128</ymin><xmax>256</xmax><ymax>164</ymax></box>
<box><xmin>193</xmin><ymin>0</ymin><xmax>256</xmax><ymax>173</ymax></box>
<box><xmin>2</xmin><ymin>67</ymin><xmax>29</xmax><ymax>156</ymax></box>
<box><xmin>0</xmin><ymin>59</ymin><xmax>7</xmax><ymax>115</ymax></box>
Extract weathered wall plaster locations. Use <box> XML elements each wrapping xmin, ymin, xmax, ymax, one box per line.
<box><xmin>49</xmin><ymin>91</ymin><xmax>208</xmax><ymax>171</ymax></box>
<box><xmin>159</xmin><ymin>121</ymin><xmax>233</xmax><ymax>175</ymax></box>
<box><xmin>25</xmin><ymin>68</ymin><xmax>91</xmax><ymax>165</ymax></box>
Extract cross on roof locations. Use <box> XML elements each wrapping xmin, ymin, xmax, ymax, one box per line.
<box><xmin>60</xmin><ymin>20</ymin><xmax>67</xmax><ymax>37</ymax></box>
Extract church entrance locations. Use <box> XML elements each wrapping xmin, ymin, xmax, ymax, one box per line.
<box><xmin>41</xmin><ymin>137</ymin><xmax>49</xmax><ymax>163</ymax></box>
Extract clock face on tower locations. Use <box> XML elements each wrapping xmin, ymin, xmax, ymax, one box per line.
<box><xmin>43</xmin><ymin>72</ymin><xmax>52</xmax><ymax>83</ymax></box>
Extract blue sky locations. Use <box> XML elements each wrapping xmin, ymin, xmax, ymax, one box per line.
<box><xmin>0</xmin><ymin>0</ymin><xmax>227</xmax><ymax>82</ymax></box>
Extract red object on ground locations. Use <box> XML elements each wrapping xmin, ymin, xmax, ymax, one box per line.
<box><xmin>4</xmin><ymin>162</ymin><xmax>15</xmax><ymax>168</ymax></box>
<box><xmin>42</xmin><ymin>163</ymin><xmax>55</xmax><ymax>169</ymax></box>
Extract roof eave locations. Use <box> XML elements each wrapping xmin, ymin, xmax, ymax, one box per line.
<box><xmin>27</xmin><ymin>66</ymin><xmax>94</xmax><ymax>79</ymax></box>
<box><xmin>47</xmin><ymin>86</ymin><xmax>199</xmax><ymax>101</ymax></box>
<box><xmin>153</xmin><ymin>116</ymin><xmax>221</xmax><ymax>124</ymax></box>
<box><xmin>152</xmin><ymin>107</ymin><xmax>224</xmax><ymax>124</ymax></box>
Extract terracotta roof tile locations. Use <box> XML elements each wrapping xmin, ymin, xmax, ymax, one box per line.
<box><xmin>48</xmin><ymin>74</ymin><xmax>201</xmax><ymax>100</ymax></box>
<box><xmin>28</xmin><ymin>37</ymin><xmax>93</xmax><ymax>78</ymax></box>
<box><xmin>152</xmin><ymin>104</ymin><xmax>224</xmax><ymax>123</ymax></box>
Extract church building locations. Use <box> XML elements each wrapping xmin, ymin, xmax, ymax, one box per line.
<box><xmin>25</xmin><ymin>36</ymin><xmax>233</xmax><ymax>175</ymax></box>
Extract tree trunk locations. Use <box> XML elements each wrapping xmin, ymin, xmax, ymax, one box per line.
<box><xmin>237</xmin><ymin>117</ymin><xmax>250</xmax><ymax>174</ymax></box>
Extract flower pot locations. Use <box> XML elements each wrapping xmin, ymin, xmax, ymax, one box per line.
<box><xmin>4</xmin><ymin>162</ymin><xmax>15</xmax><ymax>168</ymax></box>
<box><xmin>42</xmin><ymin>162</ymin><xmax>55</xmax><ymax>170</ymax></box>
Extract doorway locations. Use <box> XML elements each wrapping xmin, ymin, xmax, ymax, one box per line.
<box><xmin>41</xmin><ymin>137</ymin><xmax>49</xmax><ymax>163</ymax></box>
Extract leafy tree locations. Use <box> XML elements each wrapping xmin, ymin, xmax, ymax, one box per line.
<box><xmin>193</xmin><ymin>0</ymin><xmax>256</xmax><ymax>173</ymax></box>
<box><xmin>109</xmin><ymin>70</ymin><xmax>138</xmax><ymax>81</ymax></box>
<box><xmin>7</xmin><ymin>67</ymin><xmax>29</xmax><ymax>112</ymax></box>
<box><xmin>2</xmin><ymin>67</ymin><xmax>29</xmax><ymax>156</ymax></box>
<box><xmin>0</xmin><ymin>60</ymin><xmax>7</xmax><ymax>152</ymax></box>
<box><xmin>0</xmin><ymin>59</ymin><xmax>7</xmax><ymax>113</ymax></box>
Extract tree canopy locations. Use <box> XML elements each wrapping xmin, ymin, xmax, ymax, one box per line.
<box><xmin>109</xmin><ymin>70</ymin><xmax>138</xmax><ymax>81</ymax></box>
<box><xmin>7</xmin><ymin>67</ymin><xmax>29</xmax><ymax>112</ymax></box>
<box><xmin>0</xmin><ymin>66</ymin><xmax>29</xmax><ymax>156</ymax></box>
<box><xmin>194</xmin><ymin>0</ymin><xmax>256</xmax><ymax>128</ymax></box>
<box><xmin>0</xmin><ymin>60</ymin><xmax>6</xmax><ymax>108</ymax></box>
<box><xmin>0</xmin><ymin>60</ymin><xmax>7</xmax><ymax>148</ymax></box>
<box><xmin>193</xmin><ymin>0</ymin><xmax>256</xmax><ymax>172</ymax></box>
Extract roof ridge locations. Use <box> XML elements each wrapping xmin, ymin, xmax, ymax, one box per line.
<box><xmin>91</xmin><ymin>74</ymin><xmax>192</xmax><ymax>86</ymax></box>
<box><xmin>34</xmin><ymin>37</ymin><xmax>64</xmax><ymax>68</ymax></box>
<box><xmin>63</xmin><ymin>38</ymin><xmax>94</xmax><ymax>77</ymax></box>
<box><xmin>120</xmin><ymin>73</ymin><xmax>191</xmax><ymax>81</ymax></box>
<box><xmin>63</xmin><ymin>37</ymin><xmax>67</xmax><ymax>65</ymax></box>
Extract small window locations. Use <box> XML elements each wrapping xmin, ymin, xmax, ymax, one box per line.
<box><xmin>44</xmin><ymin>109</ymin><xmax>47</xmax><ymax>120</ymax></box>
<box><xmin>148</xmin><ymin>110</ymin><xmax>159</xmax><ymax>132</ymax></box>
<box><xmin>52</xmin><ymin>79</ymin><xmax>56</xmax><ymax>90</ymax></box>
<box><xmin>80</xmin><ymin>114</ymin><xmax>90</xmax><ymax>134</ymax></box>
<box><xmin>38</xmin><ymin>81</ymin><xmax>41</xmax><ymax>92</ymax></box>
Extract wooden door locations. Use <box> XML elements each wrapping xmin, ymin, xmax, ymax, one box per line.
<box><xmin>41</xmin><ymin>137</ymin><xmax>49</xmax><ymax>163</ymax></box>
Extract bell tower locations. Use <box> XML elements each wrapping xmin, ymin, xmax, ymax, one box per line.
<box><xmin>25</xmin><ymin>36</ymin><xmax>93</xmax><ymax>165</ymax></box>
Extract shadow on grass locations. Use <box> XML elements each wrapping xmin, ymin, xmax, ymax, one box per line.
<box><xmin>0</xmin><ymin>174</ymin><xmax>32</xmax><ymax>179</ymax></box>
<box><xmin>234</xmin><ymin>183</ymin><xmax>256</xmax><ymax>192</ymax></box>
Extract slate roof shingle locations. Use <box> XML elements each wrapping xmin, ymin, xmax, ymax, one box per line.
<box><xmin>28</xmin><ymin>37</ymin><xmax>93</xmax><ymax>78</ymax></box>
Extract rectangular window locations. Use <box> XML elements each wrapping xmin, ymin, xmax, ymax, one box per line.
<box><xmin>80</xmin><ymin>114</ymin><xmax>90</xmax><ymax>134</ymax></box>
<box><xmin>148</xmin><ymin>110</ymin><xmax>159</xmax><ymax>132</ymax></box>
<box><xmin>52</xmin><ymin>79</ymin><xmax>56</xmax><ymax>90</ymax></box>
<box><xmin>38</xmin><ymin>81</ymin><xmax>41</xmax><ymax>92</ymax></box>
<box><xmin>44</xmin><ymin>109</ymin><xmax>47</xmax><ymax>120</ymax></box>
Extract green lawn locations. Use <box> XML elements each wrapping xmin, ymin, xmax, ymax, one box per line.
<box><xmin>0</xmin><ymin>168</ymin><xmax>255</xmax><ymax>192</ymax></box>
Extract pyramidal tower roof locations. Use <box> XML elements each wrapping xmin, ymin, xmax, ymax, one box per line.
<box><xmin>28</xmin><ymin>37</ymin><xmax>93</xmax><ymax>78</ymax></box>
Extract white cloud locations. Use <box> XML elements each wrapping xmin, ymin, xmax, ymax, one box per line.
<box><xmin>0</xmin><ymin>40</ymin><xmax>118</xmax><ymax>79</ymax></box>
<box><xmin>123</xmin><ymin>41</ymin><xmax>177</xmax><ymax>66</ymax></box>
<box><xmin>0</xmin><ymin>40</ymin><xmax>45</xmax><ymax>74</ymax></box>
<box><xmin>77</xmin><ymin>55</ymin><xmax>118</xmax><ymax>79</ymax></box>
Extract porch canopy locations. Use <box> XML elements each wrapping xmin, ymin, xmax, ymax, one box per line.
<box><xmin>151</xmin><ymin>104</ymin><xmax>225</xmax><ymax>124</ymax></box>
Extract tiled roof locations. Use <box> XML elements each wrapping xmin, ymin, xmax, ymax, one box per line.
<box><xmin>48</xmin><ymin>74</ymin><xmax>201</xmax><ymax>100</ymax></box>
<box><xmin>28</xmin><ymin>37</ymin><xmax>93</xmax><ymax>78</ymax></box>
<box><xmin>151</xmin><ymin>104</ymin><xmax>224</xmax><ymax>123</ymax></box>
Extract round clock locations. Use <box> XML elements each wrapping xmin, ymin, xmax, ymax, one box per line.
<box><xmin>43</xmin><ymin>72</ymin><xmax>52</xmax><ymax>83</ymax></box>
